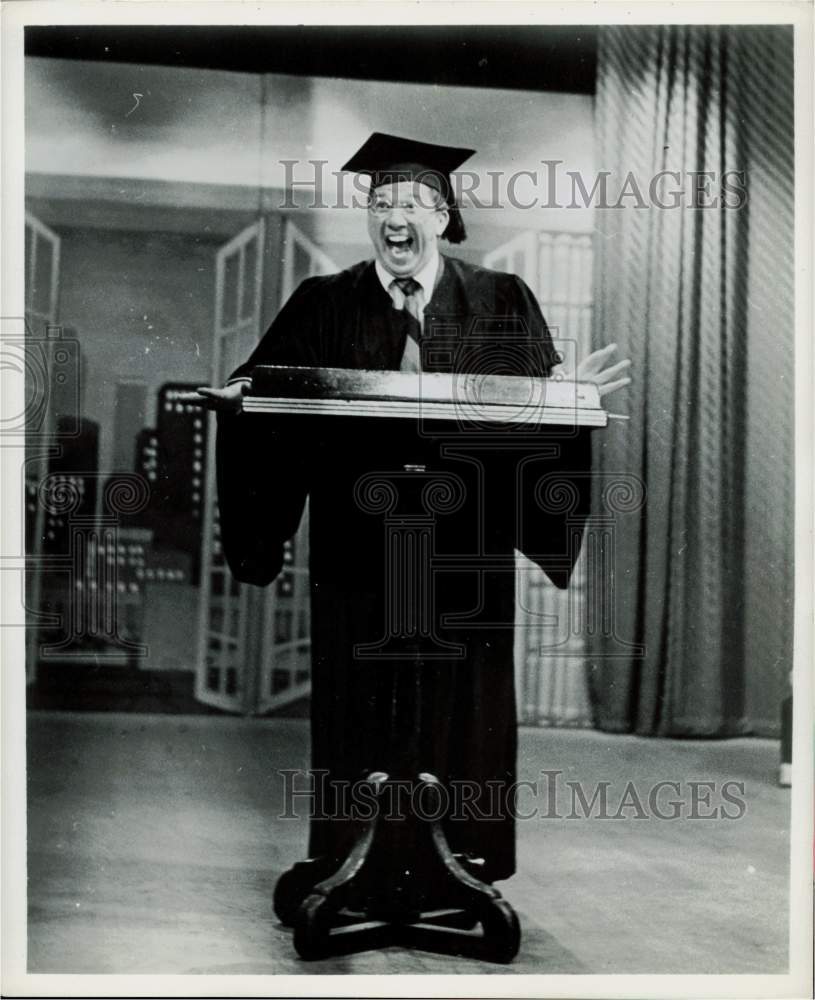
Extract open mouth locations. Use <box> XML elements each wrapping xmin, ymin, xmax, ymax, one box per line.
<box><xmin>384</xmin><ymin>233</ymin><xmax>415</xmax><ymax>257</ymax></box>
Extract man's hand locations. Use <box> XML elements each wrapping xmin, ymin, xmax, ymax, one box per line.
<box><xmin>194</xmin><ymin>380</ymin><xmax>249</xmax><ymax>413</ymax></box>
<box><xmin>553</xmin><ymin>343</ymin><xmax>632</xmax><ymax>398</ymax></box>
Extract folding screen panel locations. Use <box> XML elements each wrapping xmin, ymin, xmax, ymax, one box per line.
<box><xmin>195</xmin><ymin>220</ymin><xmax>266</xmax><ymax>712</ymax></box>
<box><xmin>484</xmin><ymin>231</ymin><xmax>594</xmax><ymax>727</ymax></box>
<box><xmin>254</xmin><ymin>222</ymin><xmax>338</xmax><ymax>713</ymax></box>
<box><xmin>196</xmin><ymin>219</ymin><xmax>337</xmax><ymax>714</ymax></box>
<box><xmin>24</xmin><ymin>212</ymin><xmax>62</xmax><ymax>684</ymax></box>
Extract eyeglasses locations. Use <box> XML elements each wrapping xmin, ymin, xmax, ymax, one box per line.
<box><xmin>368</xmin><ymin>197</ymin><xmax>444</xmax><ymax>218</ymax></box>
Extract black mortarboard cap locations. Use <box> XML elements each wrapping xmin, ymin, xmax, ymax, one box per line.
<box><xmin>342</xmin><ymin>132</ymin><xmax>475</xmax><ymax>244</ymax></box>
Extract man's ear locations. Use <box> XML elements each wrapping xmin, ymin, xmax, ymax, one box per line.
<box><xmin>434</xmin><ymin>207</ymin><xmax>449</xmax><ymax>237</ymax></box>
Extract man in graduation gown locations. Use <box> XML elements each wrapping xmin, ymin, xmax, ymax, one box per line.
<box><xmin>199</xmin><ymin>134</ymin><xmax>630</xmax><ymax>885</ymax></box>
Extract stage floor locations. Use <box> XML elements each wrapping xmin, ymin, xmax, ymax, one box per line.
<box><xmin>25</xmin><ymin>711</ymin><xmax>790</xmax><ymax>975</ymax></box>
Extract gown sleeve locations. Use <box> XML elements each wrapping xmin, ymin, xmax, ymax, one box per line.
<box><xmin>215</xmin><ymin>277</ymin><xmax>325</xmax><ymax>586</ymax></box>
<box><xmin>510</xmin><ymin>274</ymin><xmax>593</xmax><ymax>590</ymax></box>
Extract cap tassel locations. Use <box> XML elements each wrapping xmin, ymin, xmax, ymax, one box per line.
<box><xmin>443</xmin><ymin>203</ymin><xmax>467</xmax><ymax>244</ymax></box>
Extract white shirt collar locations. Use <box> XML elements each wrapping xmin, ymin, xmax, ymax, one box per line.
<box><xmin>375</xmin><ymin>249</ymin><xmax>441</xmax><ymax>303</ymax></box>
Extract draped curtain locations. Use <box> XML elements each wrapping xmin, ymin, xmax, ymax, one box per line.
<box><xmin>589</xmin><ymin>25</ymin><xmax>795</xmax><ymax>736</ymax></box>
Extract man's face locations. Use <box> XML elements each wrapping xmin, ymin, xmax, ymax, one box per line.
<box><xmin>366</xmin><ymin>180</ymin><xmax>449</xmax><ymax>278</ymax></box>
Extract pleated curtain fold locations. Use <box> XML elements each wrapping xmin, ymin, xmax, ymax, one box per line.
<box><xmin>589</xmin><ymin>25</ymin><xmax>794</xmax><ymax>736</ymax></box>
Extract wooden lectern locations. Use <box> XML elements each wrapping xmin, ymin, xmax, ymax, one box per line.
<box><xmin>238</xmin><ymin>366</ymin><xmax>607</xmax><ymax>963</ymax></box>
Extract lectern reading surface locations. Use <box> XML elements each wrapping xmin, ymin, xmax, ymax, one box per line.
<box><xmin>245</xmin><ymin>364</ymin><xmax>608</xmax><ymax>427</ymax></box>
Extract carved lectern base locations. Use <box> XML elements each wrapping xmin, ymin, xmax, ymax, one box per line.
<box><xmin>273</xmin><ymin>772</ymin><xmax>521</xmax><ymax>964</ymax></box>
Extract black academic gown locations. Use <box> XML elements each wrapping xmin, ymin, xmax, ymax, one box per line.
<box><xmin>217</xmin><ymin>255</ymin><xmax>591</xmax><ymax>881</ymax></box>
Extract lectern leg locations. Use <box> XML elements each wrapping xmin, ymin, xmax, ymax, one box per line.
<box><xmin>293</xmin><ymin>818</ymin><xmax>381</xmax><ymax>960</ymax></box>
<box><xmin>273</xmin><ymin>857</ymin><xmax>341</xmax><ymax>927</ymax></box>
<box><xmin>407</xmin><ymin>773</ymin><xmax>521</xmax><ymax>963</ymax></box>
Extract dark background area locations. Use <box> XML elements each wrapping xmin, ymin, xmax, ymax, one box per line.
<box><xmin>25</xmin><ymin>25</ymin><xmax>598</xmax><ymax>93</ymax></box>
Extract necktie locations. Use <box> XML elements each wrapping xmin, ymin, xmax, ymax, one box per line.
<box><xmin>389</xmin><ymin>277</ymin><xmax>424</xmax><ymax>372</ymax></box>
